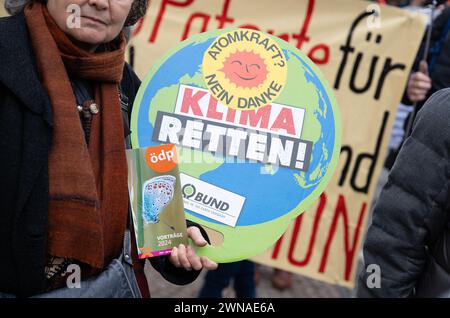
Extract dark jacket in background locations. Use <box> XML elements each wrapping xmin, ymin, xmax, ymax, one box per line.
<box><xmin>358</xmin><ymin>88</ymin><xmax>450</xmax><ymax>297</ymax></box>
<box><xmin>403</xmin><ymin>6</ymin><xmax>450</xmax><ymax>109</ymax></box>
<box><xmin>0</xmin><ymin>13</ymin><xmax>202</xmax><ymax>297</ymax></box>
<box><xmin>386</xmin><ymin>7</ymin><xmax>450</xmax><ymax>177</ymax></box>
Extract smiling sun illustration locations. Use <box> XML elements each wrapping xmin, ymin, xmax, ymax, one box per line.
<box><xmin>219</xmin><ymin>50</ymin><xmax>268</xmax><ymax>89</ymax></box>
<box><xmin>203</xmin><ymin>30</ymin><xmax>287</xmax><ymax>110</ymax></box>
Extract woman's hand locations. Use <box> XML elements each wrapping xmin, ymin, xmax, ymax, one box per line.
<box><xmin>169</xmin><ymin>226</ymin><xmax>218</xmax><ymax>271</ymax></box>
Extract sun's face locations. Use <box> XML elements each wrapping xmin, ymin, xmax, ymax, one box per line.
<box><xmin>203</xmin><ymin>30</ymin><xmax>287</xmax><ymax>110</ymax></box>
<box><xmin>219</xmin><ymin>51</ymin><xmax>268</xmax><ymax>88</ymax></box>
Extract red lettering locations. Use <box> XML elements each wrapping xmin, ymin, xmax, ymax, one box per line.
<box><xmin>182</xmin><ymin>12</ymin><xmax>211</xmax><ymax>41</ymax></box>
<box><xmin>318</xmin><ymin>195</ymin><xmax>367</xmax><ymax>281</ymax></box>
<box><xmin>226</xmin><ymin>108</ymin><xmax>237</xmax><ymax>123</ymax></box>
<box><xmin>180</xmin><ymin>88</ymin><xmax>206</xmax><ymax>116</ymax></box>
<box><xmin>271</xmin><ymin>234</ymin><xmax>284</xmax><ymax>260</ymax></box>
<box><xmin>239</xmin><ymin>106</ymin><xmax>271</xmax><ymax>129</ymax></box>
<box><xmin>291</xmin><ymin>0</ymin><xmax>330</xmax><ymax>65</ymax></box>
<box><xmin>271</xmin><ymin>108</ymin><xmax>296</xmax><ymax>136</ymax></box>
<box><xmin>271</xmin><ymin>192</ymin><xmax>367</xmax><ymax>283</ymax></box>
<box><xmin>292</xmin><ymin>0</ymin><xmax>314</xmax><ymax>50</ymax></box>
<box><xmin>207</xmin><ymin>98</ymin><xmax>224</xmax><ymax>120</ymax></box>
<box><xmin>215</xmin><ymin>0</ymin><xmax>235</xmax><ymax>28</ymax></box>
<box><xmin>288</xmin><ymin>193</ymin><xmax>326</xmax><ymax>266</ymax></box>
<box><xmin>149</xmin><ymin>0</ymin><xmax>195</xmax><ymax>43</ymax></box>
<box><xmin>238</xmin><ymin>24</ymin><xmax>260</xmax><ymax>31</ymax></box>
<box><xmin>144</xmin><ymin>0</ymin><xmax>331</xmax><ymax>66</ymax></box>
<box><xmin>308</xmin><ymin>43</ymin><xmax>330</xmax><ymax>65</ymax></box>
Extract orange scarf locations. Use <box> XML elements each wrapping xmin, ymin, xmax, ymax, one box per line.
<box><xmin>24</xmin><ymin>2</ymin><xmax>129</xmax><ymax>269</ymax></box>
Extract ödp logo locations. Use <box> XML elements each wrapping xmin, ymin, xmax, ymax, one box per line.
<box><xmin>145</xmin><ymin>144</ymin><xmax>177</xmax><ymax>173</ymax></box>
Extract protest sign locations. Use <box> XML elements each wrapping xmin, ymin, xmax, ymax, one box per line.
<box><xmin>131</xmin><ymin>28</ymin><xmax>341</xmax><ymax>262</ymax></box>
<box><xmin>128</xmin><ymin>0</ymin><xmax>426</xmax><ymax>287</ymax></box>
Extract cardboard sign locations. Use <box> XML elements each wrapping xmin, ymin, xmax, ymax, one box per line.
<box><xmin>130</xmin><ymin>28</ymin><xmax>341</xmax><ymax>263</ymax></box>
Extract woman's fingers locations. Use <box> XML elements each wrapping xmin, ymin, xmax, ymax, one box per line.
<box><xmin>201</xmin><ymin>256</ymin><xmax>218</xmax><ymax>270</ymax></box>
<box><xmin>169</xmin><ymin>246</ymin><xmax>181</xmax><ymax>268</ymax></box>
<box><xmin>187</xmin><ymin>226</ymin><xmax>208</xmax><ymax>247</ymax></box>
<box><xmin>169</xmin><ymin>244</ymin><xmax>218</xmax><ymax>271</ymax></box>
<box><xmin>186</xmin><ymin>245</ymin><xmax>203</xmax><ymax>271</ymax></box>
<box><xmin>177</xmin><ymin>244</ymin><xmax>192</xmax><ymax>271</ymax></box>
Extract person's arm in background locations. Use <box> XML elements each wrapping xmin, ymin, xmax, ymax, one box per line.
<box><xmin>122</xmin><ymin>63</ymin><xmax>217</xmax><ymax>285</ymax></box>
<box><xmin>403</xmin><ymin>7</ymin><xmax>450</xmax><ymax>105</ymax></box>
<box><xmin>407</xmin><ymin>60</ymin><xmax>432</xmax><ymax>103</ymax></box>
<box><xmin>357</xmin><ymin>89</ymin><xmax>450</xmax><ymax>297</ymax></box>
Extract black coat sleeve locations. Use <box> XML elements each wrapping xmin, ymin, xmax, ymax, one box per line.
<box><xmin>122</xmin><ymin>63</ymin><xmax>211</xmax><ymax>285</ymax></box>
<box><xmin>121</xmin><ymin>62</ymin><xmax>141</xmax><ymax>129</ymax></box>
<box><xmin>357</xmin><ymin>88</ymin><xmax>450</xmax><ymax>297</ymax></box>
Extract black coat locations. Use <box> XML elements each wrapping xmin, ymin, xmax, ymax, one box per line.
<box><xmin>0</xmin><ymin>13</ymin><xmax>202</xmax><ymax>297</ymax></box>
<box><xmin>358</xmin><ymin>88</ymin><xmax>450</xmax><ymax>297</ymax></box>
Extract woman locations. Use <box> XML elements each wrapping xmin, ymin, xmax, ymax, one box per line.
<box><xmin>357</xmin><ymin>87</ymin><xmax>450</xmax><ymax>298</ymax></box>
<box><xmin>0</xmin><ymin>0</ymin><xmax>217</xmax><ymax>298</ymax></box>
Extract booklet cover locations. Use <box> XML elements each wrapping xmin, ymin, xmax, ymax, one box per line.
<box><xmin>126</xmin><ymin>144</ymin><xmax>188</xmax><ymax>259</ymax></box>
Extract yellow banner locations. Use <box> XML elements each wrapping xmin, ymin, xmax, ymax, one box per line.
<box><xmin>130</xmin><ymin>0</ymin><xmax>426</xmax><ymax>288</ymax></box>
<box><xmin>0</xmin><ymin>2</ymin><xmax>8</xmax><ymax>17</ymax></box>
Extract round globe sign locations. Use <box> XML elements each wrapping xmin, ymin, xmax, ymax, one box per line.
<box><xmin>131</xmin><ymin>28</ymin><xmax>341</xmax><ymax>263</ymax></box>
